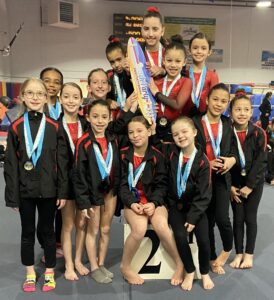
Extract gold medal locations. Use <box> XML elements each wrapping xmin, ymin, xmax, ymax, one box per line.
<box><xmin>241</xmin><ymin>169</ymin><xmax>247</xmax><ymax>176</ymax></box>
<box><xmin>159</xmin><ymin>117</ymin><xmax>168</xmax><ymax>127</ymax></box>
<box><xmin>24</xmin><ymin>161</ymin><xmax>33</xmax><ymax>171</ymax></box>
<box><xmin>177</xmin><ymin>203</ymin><xmax>183</xmax><ymax>210</ymax></box>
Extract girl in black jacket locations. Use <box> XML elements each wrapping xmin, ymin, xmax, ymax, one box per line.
<box><xmin>58</xmin><ymin>82</ymin><xmax>89</xmax><ymax>280</ymax></box>
<box><xmin>4</xmin><ymin>78</ymin><xmax>68</xmax><ymax>292</ymax></box>
<box><xmin>193</xmin><ymin>83</ymin><xmax>237</xmax><ymax>274</ymax></box>
<box><xmin>229</xmin><ymin>95</ymin><xmax>267</xmax><ymax>269</ymax></box>
<box><xmin>119</xmin><ymin>116</ymin><xmax>183</xmax><ymax>286</ymax></box>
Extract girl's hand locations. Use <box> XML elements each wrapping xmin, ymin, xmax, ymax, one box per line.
<box><xmin>81</xmin><ymin>207</ymin><xmax>95</xmax><ymax>219</ymax></box>
<box><xmin>218</xmin><ymin>156</ymin><xmax>236</xmax><ymax>175</ymax></box>
<box><xmin>143</xmin><ymin>202</ymin><xmax>156</xmax><ymax>217</ymax></box>
<box><xmin>124</xmin><ymin>92</ymin><xmax>138</xmax><ymax>112</ymax></box>
<box><xmin>123</xmin><ymin>57</ymin><xmax>130</xmax><ymax>74</ymax></box>
<box><xmin>11</xmin><ymin>207</ymin><xmax>19</xmax><ymax>212</ymax></box>
<box><xmin>56</xmin><ymin>199</ymin><xmax>66</xmax><ymax>209</ymax></box>
<box><xmin>210</xmin><ymin>158</ymin><xmax>224</xmax><ymax>171</ymax></box>
<box><xmin>150</xmin><ymin>120</ymin><xmax>157</xmax><ymax>135</ymax></box>
<box><xmin>131</xmin><ymin>203</ymin><xmax>144</xmax><ymax>215</ymax></box>
<box><xmin>231</xmin><ymin>186</ymin><xmax>241</xmax><ymax>203</ymax></box>
<box><xmin>149</xmin><ymin>66</ymin><xmax>165</xmax><ymax>78</ymax></box>
<box><xmin>109</xmin><ymin>99</ymin><xmax>120</xmax><ymax>110</ymax></box>
<box><xmin>184</xmin><ymin>222</ymin><xmax>195</xmax><ymax>232</ymax></box>
<box><xmin>239</xmin><ymin>186</ymin><xmax>253</xmax><ymax>199</ymax></box>
<box><xmin>149</xmin><ymin>79</ymin><xmax>159</xmax><ymax>96</ymax></box>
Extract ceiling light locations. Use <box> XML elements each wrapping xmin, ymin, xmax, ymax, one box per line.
<box><xmin>256</xmin><ymin>1</ymin><xmax>272</xmax><ymax>7</ymax></box>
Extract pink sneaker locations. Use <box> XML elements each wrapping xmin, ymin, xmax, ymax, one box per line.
<box><xmin>22</xmin><ymin>274</ymin><xmax>36</xmax><ymax>293</ymax></box>
<box><xmin>42</xmin><ymin>272</ymin><xmax>56</xmax><ymax>292</ymax></box>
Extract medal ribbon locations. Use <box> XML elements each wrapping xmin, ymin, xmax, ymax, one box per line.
<box><xmin>23</xmin><ymin>112</ymin><xmax>46</xmax><ymax>167</ymax></box>
<box><xmin>93</xmin><ymin>142</ymin><xmax>113</xmax><ymax>180</ymax></box>
<box><xmin>234</xmin><ymin>127</ymin><xmax>247</xmax><ymax>171</ymax></box>
<box><xmin>161</xmin><ymin>74</ymin><xmax>181</xmax><ymax>113</ymax></box>
<box><xmin>48</xmin><ymin>100</ymin><xmax>61</xmax><ymax>120</ymax></box>
<box><xmin>145</xmin><ymin>43</ymin><xmax>163</xmax><ymax>67</ymax></box>
<box><xmin>189</xmin><ymin>65</ymin><xmax>207</xmax><ymax>109</ymax></box>
<box><xmin>203</xmin><ymin>114</ymin><xmax>223</xmax><ymax>158</ymax></box>
<box><xmin>114</xmin><ymin>74</ymin><xmax>126</xmax><ymax>109</ymax></box>
<box><xmin>177</xmin><ymin>147</ymin><xmax>197</xmax><ymax>198</ymax></box>
<box><xmin>62</xmin><ymin>117</ymin><xmax>82</xmax><ymax>154</ymax></box>
<box><xmin>128</xmin><ymin>160</ymin><xmax>147</xmax><ymax>190</ymax></box>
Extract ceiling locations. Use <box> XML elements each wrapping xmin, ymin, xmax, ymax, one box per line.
<box><xmin>104</xmin><ymin>0</ymin><xmax>273</xmax><ymax>8</ymax></box>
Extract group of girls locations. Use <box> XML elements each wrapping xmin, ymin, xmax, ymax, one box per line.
<box><xmin>3</xmin><ymin>5</ymin><xmax>267</xmax><ymax>294</ymax></box>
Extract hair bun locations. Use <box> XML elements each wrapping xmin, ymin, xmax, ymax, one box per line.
<box><xmin>147</xmin><ymin>6</ymin><xmax>160</xmax><ymax>13</ymax></box>
<box><xmin>108</xmin><ymin>35</ymin><xmax>120</xmax><ymax>43</ymax></box>
<box><xmin>235</xmin><ymin>89</ymin><xmax>247</xmax><ymax>97</ymax></box>
<box><xmin>170</xmin><ymin>34</ymin><xmax>184</xmax><ymax>44</ymax></box>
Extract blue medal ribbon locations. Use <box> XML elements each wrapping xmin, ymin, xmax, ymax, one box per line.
<box><xmin>234</xmin><ymin>127</ymin><xmax>247</xmax><ymax>172</ymax></box>
<box><xmin>23</xmin><ymin>112</ymin><xmax>46</xmax><ymax>167</ymax></box>
<box><xmin>93</xmin><ymin>142</ymin><xmax>113</xmax><ymax>180</ymax></box>
<box><xmin>189</xmin><ymin>65</ymin><xmax>207</xmax><ymax>109</ymax></box>
<box><xmin>128</xmin><ymin>160</ymin><xmax>146</xmax><ymax>199</ymax></box>
<box><xmin>114</xmin><ymin>74</ymin><xmax>126</xmax><ymax>109</ymax></box>
<box><xmin>48</xmin><ymin>100</ymin><xmax>61</xmax><ymax>120</ymax></box>
<box><xmin>177</xmin><ymin>148</ymin><xmax>197</xmax><ymax>199</ymax></box>
<box><xmin>203</xmin><ymin>114</ymin><xmax>223</xmax><ymax>158</ymax></box>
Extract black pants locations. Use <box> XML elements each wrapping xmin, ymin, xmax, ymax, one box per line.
<box><xmin>260</xmin><ymin>115</ymin><xmax>269</xmax><ymax>131</ymax></box>
<box><xmin>266</xmin><ymin>150</ymin><xmax>274</xmax><ymax>183</ymax></box>
<box><xmin>207</xmin><ymin>174</ymin><xmax>233</xmax><ymax>260</ymax></box>
<box><xmin>231</xmin><ymin>184</ymin><xmax>263</xmax><ymax>254</ymax></box>
<box><xmin>19</xmin><ymin>198</ymin><xmax>56</xmax><ymax>268</ymax></box>
<box><xmin>169</xmin><ymin>206</ymin><xmax>210</xmax><ymax>275</ymax></box>
<box><xmin>37</xmin><ymin>206</ymin><xmax>62</xmax><ymax>247</ymax></box>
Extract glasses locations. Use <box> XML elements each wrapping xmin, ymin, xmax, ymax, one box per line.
<box><xmin>23</xmin><ymin>91</ymin><xmax>47</xmax><ymax>100</ymax></box>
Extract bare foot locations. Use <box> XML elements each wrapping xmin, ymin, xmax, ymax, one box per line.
<box><xmin>210</xmin><ymin>261</ymin><xmax>225</xmax><ymax>275</ymax></box>
<box><xmin>181</xmin><ymin>272</ymin><xmax>195</xmax><ymax>291</ymax></box>
<box><xmin>171</xmin><ymin>265</ymin><xmax>184</xmax><ymax>286</ymax></box>
<box><xmin>229</xmin><ymin>254</ymin><xmax>243</xmax><ymax>269</ymax></box>
<box><xmin>64</xmin><ymin>268</ymin><xmax>79</xmax><ymax>281</ymax></box>
<box><xmin>270</xmin><ymin>179</ymin><xmax>274</xmax><ymax>186</ymax></box>
<box><xmin>213</xmin><ymin>250</ymin><xmax>231</xmax><ymax>267</ymax></box>
<box><xmin>120</xmin><ymin>266</ymin><xmax>144</xmax><ymax>285</ymax></box>
<box><xmin>201</xmin><ymin>274</ymin><xmax>214</xmax><ymax>290</ymax></box>
<box><xmin>75</xmin><ymin>262</ymin><xmax>90</xmax><ymax>276</ymax></box>
<box><xmin>240</xmin><ymin>253</ymin><xmax>253</xmax><ymax>269</ymax></box>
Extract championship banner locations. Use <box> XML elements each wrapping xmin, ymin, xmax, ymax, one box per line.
<box><xmin>127</xmin><ymin>37</ymin><xmax>157</xmax><ymax>124</ymax></box>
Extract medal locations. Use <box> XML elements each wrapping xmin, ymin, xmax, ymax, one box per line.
<box><xmin>159</xmin><ymin>116</ymin><xmax>168</xmax><ymax>127</ymax></box>
<box><xmin>98</xmin><ymin>177</ymin><xmax>110</xmax><ymax>193</ymax></box>
<box><xmin>131</xmin><ymin>187</ymin><xmax>140</xmax><ymax>200</ymax></box>
<box><xmin>114</xmin><ymin>74</ymin><xmax>126</xmax><ymax>109</ymax></box>
<box><xmin>177</xmin><ymin>147</ymin><xmax>197</xmax><ymax>198</ymax></box>
<box><xmin>23</xmin><ymin>112</ymin><xmax>46</xmax><ymax>168</ymax></box>
<box><xmin>24</xmin><ymin>161</ymin><xmax>33</xmax><ymax>171</ymax></box>
<box><xmin>62</xmin><ymin>117</ymin><xmax>82</xmax><ymax>154</ymax></box>
<box><xmin>189</xmin><ymin>65</ymin><xmax>207</xmax><ymax>109</ymax></box>
<box><xmin>128</xmin><ymin>159</ymin><xmax>146</xmax><ymax>199</ymax></box>
<box><xmin>161</xmin><ymin>74</ymin><xmax>181</xmax><ymax>113</ymax></box>
<box><xmin>241</xmin><ymin>169</ymin><xmax>247</xmax><ymax>176</ymax></box>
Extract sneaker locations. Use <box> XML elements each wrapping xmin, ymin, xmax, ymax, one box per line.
<box><xmin>22</xmin><ymin>274</ymin><xmax>36</xmax><ymax>293</ymax></box>
<box><xmin>42</xmin><ymin>272</ymin><xmax>56</xmax><ymax>292</ymax></box>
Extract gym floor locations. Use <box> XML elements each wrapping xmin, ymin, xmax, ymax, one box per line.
<box><xmin>0</xmin><ymin>171</ymin><xmax>273</xmax><ymax>300</ymax></box>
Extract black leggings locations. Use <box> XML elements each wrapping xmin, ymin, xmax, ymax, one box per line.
<box><xmin>19</xmin><ymin>198</ymin><xmax>56</xmax><ymax>268</ymax></box>
<box><xmin>231</xmin><ymin>183</ymin><xmax>263</xmax><ymax>254</ymax></box>
<box><xmin>169</xmin><ymin>206</ymin><xmax>210</xmax><ymax>275</ymax></box>
<box><xmin>207</xmin><ymin>174</ymin><xmax>233</xmax><ymax>260</ymax></box>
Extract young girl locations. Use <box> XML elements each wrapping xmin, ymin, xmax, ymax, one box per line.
<box><xmin>119</xmin><ymin>116</ymin><xmax>184</xmax><ymax>286</ymax></box>
<box><xmin>266</xmin><ymin>118</ymin><xmax>274</xmax><ymax>184</ymax></box>
<box><xmin>183</xmin><ymin>32</ymin><xmax>219</xmax><ymax>117</ymax></box>
<box><xmin>229</xmin><ymin>95</ymin><xmax>267</xmax><ymax>269</ymax></box>
<box><xmin>158</xmin><ymin>116</ymin><xmax>214</xmax><ymax>291</ymax></box>
<box><xmin>58</xmin><ymin>82</ymin><xmax>89</xmax><ymax>280</ymax></box>
<box><xmin>149</xmin><ymin>34</ymin><xmax>192</xmax><ymax>141</ymax></box>
<box><xmin>141</xmin><ymin>7</ymin><xmax>166</xmax><ymax>78</ymax></box>
<box><xmin>40</xmin><ymin>67</ymin><xmax>63</xmax><ymax>120</ymax></box>
<box><xmin>193</xmin><ymin>83</ymin><xmax>236</xmax><ymax>274</ymax></box>
<box><xmin>4</xmin><ymin>78</ymin><xmax>68</xmax><ymax>292</ymax></box>
<box><xmin>74</xmin><ymin>99</ymin><xmax>136</xmax><ymax>283</ymax></box>
<box><xmin>105</xmin><ymin>35</ymin><xmax>134</xmax><ymax>110</ymax></box>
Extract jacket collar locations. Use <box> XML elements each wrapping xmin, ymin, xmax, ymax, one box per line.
<box><xmin>124</xmin><ymin>143</ymin><xmax>155</xmax><ymax>162</ymax></box>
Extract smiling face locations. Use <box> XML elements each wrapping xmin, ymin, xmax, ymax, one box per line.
<box><xmin>107</xmin><ymin>48</ymin><xmax>125</xmax><ymax>74</ymax></box>
<box><xmin>41</xmin><ymin>70</ymin><xmax>62</xmax><ymax>98</ymax></box>
<box><xmin>21</xmin><ymin>80</ymin><xmax>48</xmax><ymax>113</ymax></box>
<box><xmin>86</xmin><ymin>103</ymin><xmax>110</xmax><ymax>137</ymax></box>
<box><xmin>60</xmin><ymin>85</ymin><xmax>83</xmax><ymax>116</ymax></box>
<box><xmin>88</xmin><ymin>70</ymin><xmax>110</xmax><ymax>100</ymax></box>
<box><xmin>190</xmin><ymin>38</ymin><xmax>211</xmax><ymax>65</ymax></box>
<box><xmin>128</xmin><ymin>121</ymin><xmax>151</xmax><ymax>149</ymax></box>
<box><xmin>207</xmin><ymin>89</ymin><xmax>230</xmax><ymax>119</ymax></box>
<box><xmin>163</xmin><ymin>48</ymin><xmax>186</xmax><ymax>79</ymax></box>
<box><xmin>171</xmin><ymin>120</ymin><xmax>197</xmax><ymax>150</ymax></box>
<box><xmin>141</xmin><ymin>16</ymin><xmax>164</xmax><ymax>50</ymax></box>
<box><xmin>231</xmin><ymin>98</ymin><xmax>252</xmax><ymax>129</ymax></box>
